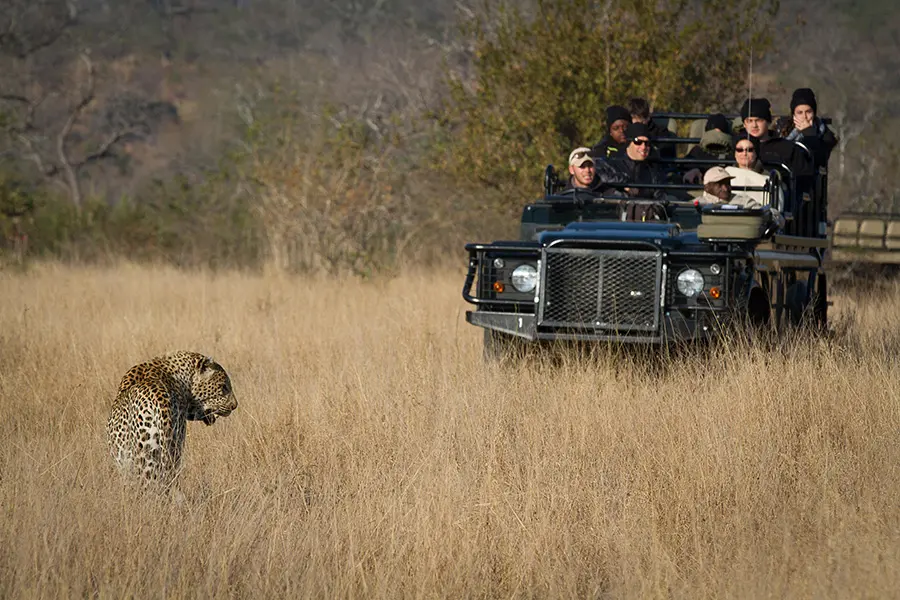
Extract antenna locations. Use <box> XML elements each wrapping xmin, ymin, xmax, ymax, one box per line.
<box><xmin>748</xmin><ymin>47</ymin><xmax>753</xmax><ymax>114</ymax></box>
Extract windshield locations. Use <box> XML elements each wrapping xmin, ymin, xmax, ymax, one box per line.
<box><xmin>536</xmin><ymin>194</ymin><xmax>702</xmax><ymax>231</ymax></box>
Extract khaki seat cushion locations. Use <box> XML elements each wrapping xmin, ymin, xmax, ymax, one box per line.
<box><xmin>832</xmin><ymin>219</ymin><xmax>859</xmax><ymax>236</ymax></box>
<box><xmin>885</xmin><ymin>221</ymin><xmax>900</xmax><ymax>250</ymax></box>
<box><xmin>859</xmin><ymin>219</ymin><xmax>886</xmax><ymax>248</ymax></box>
<box><xmin>698</xmin><ymin>222</ymin><xmax>765</xmax><ymax>240</ymax></box>
<box><xmin>832</xmin><ymin>235</ymin><xmax>858</xmax><ymax>248</ymax></box>
<box><xmin>698</xmin><ymin>212</ymin><xmax>766</xmax><ymax>240</ymax></box>
<box><xmin>701</xmin><ymin>213</ymin><xmax>766</xmax><ymax>227</ymax></box>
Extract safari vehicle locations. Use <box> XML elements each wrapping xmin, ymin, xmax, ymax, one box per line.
<box><xmin>461</xmin><ymin>112</ymin><xmax>830</xmax><ymax>355</ymax></box>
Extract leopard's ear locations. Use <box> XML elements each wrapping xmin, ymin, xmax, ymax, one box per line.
<box><xmin>193</xmin><ymin>353</ymin><xmax>212</xmax><ymax>371</ymax></box>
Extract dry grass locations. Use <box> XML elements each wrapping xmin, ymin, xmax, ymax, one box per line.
<box><xmin>2</xmin><ymin>263</ymin><xmax>900</xmax><ymax>598</ymax></box>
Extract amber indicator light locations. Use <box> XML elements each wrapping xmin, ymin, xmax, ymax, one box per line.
<box><xmin>709</xmin><ymin>287</ymin><xmax>722</xmax><ymax>299</ymax></box>
<box><xmin>493</xmin><ymin>281</ymin><xmax>505</xmax><ymax>293</ymax></box>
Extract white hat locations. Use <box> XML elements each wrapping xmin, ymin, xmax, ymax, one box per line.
<box><xmin>568</xmin><ymin>147</ymin><xmax>594</xmax><ymax>167</ymax></box>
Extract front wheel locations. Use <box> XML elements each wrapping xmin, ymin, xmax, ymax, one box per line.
<box><xmin>810</xmin><ymin>273</ymin><xmax>828</xmax><ymax>330</ymax></box>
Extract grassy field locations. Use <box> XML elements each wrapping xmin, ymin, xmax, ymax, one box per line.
<box><xmin>2</xmin><ymin>263</ymin><xmax>900</xmax><ymax>598</ymax></box>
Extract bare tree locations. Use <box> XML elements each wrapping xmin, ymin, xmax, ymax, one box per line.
<box><xmin>0</xmin><ymin>0</ymin><xmax>170</xmax><ymax>208</ymax></box>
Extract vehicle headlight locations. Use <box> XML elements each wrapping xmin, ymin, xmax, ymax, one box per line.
<box><xmin>676</xmin><ymin>269</ymin><xmax>704</xmax><ymax>297</ymax></box>
<box><xmin>511</xmin><ymin>264</ymin><xmax>538</xmax><ymax>293</ymax></box>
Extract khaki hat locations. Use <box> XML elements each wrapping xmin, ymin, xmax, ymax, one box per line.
<box><xmin>568</xmin><ymin>147</ymin><xmax>594</xmax><ymax>167</ymax></box>
<box><xmin>703</xmin><ymin>166</ymin><xmax>734</xmax><ymax>185</ymax></box>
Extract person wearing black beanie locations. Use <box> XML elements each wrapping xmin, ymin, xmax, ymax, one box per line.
<box><xmin>705</xmin><ymin>113</ymin><xmax>732</xmax><ymax>134</ymax></box>
<box><xmin>739</xmin><ymin>96</ymin><xmax>812</xmax><ymax>177</ymax></box>
<box><xmin>740</xmin><ymin>98</ymin><xmax>773</xmax><ymax>124</ymax></box>
<box><xmin>591</xmin><ymin>105</ymin><xmax>631</xmax><ymax>159</ymax></box>
<box><xmin>594</xmin><ymin>122</ymin><xmax>669</xmax><ymax>201</ymax></box>
<box><xmin>790</xmin><ymin>88</ymin><xmax>817</xmax><ymax>115</ymax></box>
<box><xmin>607</xmin><ymin>105</ymin><xmax>631</xmax><ymax>130</ymax></box>
<box><xmin>786</xmin><ymin>87</ymin><xmax>837</xmax><ymax>168</ymax></box>
<box><xmin>625</xmin><ymin>122</ymin><xmax>651</xmax><ymax>141</ymax></box>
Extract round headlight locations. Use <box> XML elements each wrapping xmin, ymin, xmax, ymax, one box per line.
<box><xmin>676</xmin><ymin>269</ymin><xmax>704</xmax><ymax>297</ymax></box>
<box><xmin>511</xmin><ymin>264</ymin><xmax>538</xmax><ymax>293</ymax></box>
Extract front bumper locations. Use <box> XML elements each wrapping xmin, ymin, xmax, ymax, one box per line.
<box><xmin>466</xmin><ymin>309</ymin><xmax>725</xmax><ymax>344</ymax></box>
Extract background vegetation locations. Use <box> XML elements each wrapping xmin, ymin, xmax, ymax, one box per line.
<box><xmin>1</xmin><ymin>0</ymin><xmax>899</xmax><ymax>272</ymax></box>
<box><xmin>3</xmin><ymin>264</ymin><xmax>900</xmax><ymax>597</ymax></box>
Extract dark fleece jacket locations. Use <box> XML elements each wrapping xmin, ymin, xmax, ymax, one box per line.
<box><xmin>787</xmin><ymin>118</ymin><xmax>838</xmax><ymax>169</ymax></box>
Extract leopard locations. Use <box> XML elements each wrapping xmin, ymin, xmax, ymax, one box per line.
<box><xmin>106</xmin><ymin>351</ymin><xmax>238</xmax><ymax>485</ymax></box>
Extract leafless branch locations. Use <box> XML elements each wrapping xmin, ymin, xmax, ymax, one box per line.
<box><xmin>76</xmin><ymin>127</ymin><xmax>140</xmax><ymax>168</ymax></box>
<box><xmin>55</xmin><ymin>52</ymin><xmax>94</xmax><ymax>207</ymax></box>
<box><xmin>17</xmin><ymin>133</ymin><xmax>58</xmax><ymax>177</ymax></box>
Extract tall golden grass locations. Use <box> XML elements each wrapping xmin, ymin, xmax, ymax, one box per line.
<box><xmin>2</xmin><ymin>263</ymin><xmax>900</xmax><ymax>598</ymax></box>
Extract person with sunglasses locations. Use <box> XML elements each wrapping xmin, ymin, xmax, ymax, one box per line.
<box><xmin>726</xmin><ymin>133</ymin><xmax>781</xmax><ymax>207</ymax></box>
<box><xmin>628</xmin><ymin>97</ymin><xmax>676</xmax><ymax>159</ymax></box>
<box><xmin>603</xmin><ymin>123</ymin><xmax>667</xmax><ymax>200</ymax></box>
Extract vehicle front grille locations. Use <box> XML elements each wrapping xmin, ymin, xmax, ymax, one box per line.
<box><xmin>539</xmin><ymin>248</ymin><xmax>662</xmax><ymax>332</ymax></box>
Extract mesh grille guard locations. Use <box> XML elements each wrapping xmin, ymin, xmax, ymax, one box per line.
<box><xmin>538</xmin><ymin>247</ymin><xmax>663</xmax><ymax>332</ymax></box>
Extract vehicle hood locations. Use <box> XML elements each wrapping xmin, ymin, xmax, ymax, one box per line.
<box><xmin>538</xmin><ymin>221</ymin><xmax>699</xmax><ymax>248</ymax></box>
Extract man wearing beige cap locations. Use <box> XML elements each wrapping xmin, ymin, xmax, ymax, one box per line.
<box><xmin>698</xmin><ymin>166</ymin><xmax>760</xmax><ymax>208</ymax></box>
<box><xmin>564</xmin><ymin>147</ymin><xmax>599</xmax><ymax>191</ymax></box>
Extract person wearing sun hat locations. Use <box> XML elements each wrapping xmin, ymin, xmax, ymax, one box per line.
<box><xmin>699</xmin><ymin>166</ymin><xmax>785</xmax><ymax>230</ymax></box>
<box><xmin>784</xmin><ymin>87</ymin><xmax>837</xmax><ymax>168</ymax></box>
<box><xmin>564</xmin><ymin>145</ymin><xmax>629</xmax><ymax>194</ymax></box>
<box><xmin>698</xmin><ymin>166</ymin><xmax>759</xmax><ymax>208</ymax></box>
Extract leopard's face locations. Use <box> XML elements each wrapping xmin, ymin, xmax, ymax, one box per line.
<box><xmin>188</xmin><ymin>357</ymin><xmax>238</xmax><ymax>425</ymax></box>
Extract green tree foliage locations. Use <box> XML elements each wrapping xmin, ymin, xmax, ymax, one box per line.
<box><xmin>443</xmin><ymin>0</ymin><xmax>779</xmax><ymax>192</ymax></box>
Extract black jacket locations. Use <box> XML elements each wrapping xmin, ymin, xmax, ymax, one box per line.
<box><xmin>787</xmin><ymin>119</ymin><xmax>838</xmax><ymax>170</ymax></box>
<box><xmin>599</xmin><ymin>154</ymin><xmax>666</xmax><ymax>200</ymax></box>
<box><xmin>646</xmin><ymin>119</ymin><xmax>677</xmax><ymax>160</ymax></box>
<box><xmin>590</xmin><ymin>136</ymin><xmax>626</xmax><ymax>160</ymax></box>
<box><xmin>563</xmin><ymin>169</ymin><xmax>628</xmax><ymax>195</ymax></box>
<box><xmin>753</xmin><ymin>133</ymin><xmax>813</xmax><ymax>179</ymax></box>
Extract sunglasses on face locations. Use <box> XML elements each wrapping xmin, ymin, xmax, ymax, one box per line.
<box><xmin>632</xmin><ymin>139</ymin><xmax>651</xmax><ymax>146</ymax></box>
<box><xmin>735</xmin><ymin>147</ymin><xmax>756</xmax><ymax>153</ymax></box>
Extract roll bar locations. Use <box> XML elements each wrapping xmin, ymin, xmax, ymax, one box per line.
<box><xmin>651</xmin><ymin>112</ymin><xmax>832</xmax><ymax>125</ymax></box>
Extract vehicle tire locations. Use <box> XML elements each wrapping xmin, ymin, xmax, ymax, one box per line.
<box><xmin>482</xmin><ymin>329</ymin><xmax>525</xmax><ymax>363</ymax></box>
<box><xmin>810</xmin><ymin>273</ymin><xmax>828</xmax><ymax>330</ymax></box>
<box><xmin>784</xmin><ymin>280</ymin><xmax>809</xmax><ymax>327</ymax></box>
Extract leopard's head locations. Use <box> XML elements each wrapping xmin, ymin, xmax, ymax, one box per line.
<box><xmin>188</xmin><ymin>355</ymin><xmax>238</xmax><ymax>426</ymax></box>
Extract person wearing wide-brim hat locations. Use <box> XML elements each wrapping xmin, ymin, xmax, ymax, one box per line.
<box><xmin>699</xmin><ymin>167</ymin><xmax>785</xmax><ymax>230</ymax></box>
<box><xmin>698</xmin><ymin>166</ymin><xmax>760</xmax><ymax>208</ymax></box>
